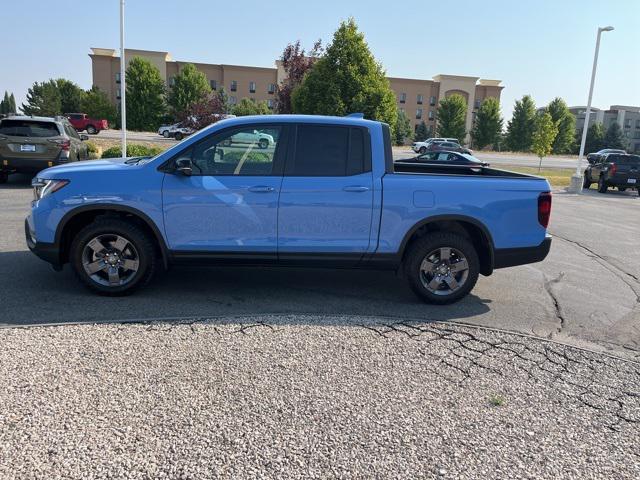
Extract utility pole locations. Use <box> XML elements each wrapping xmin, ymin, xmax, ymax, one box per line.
<box><xmin>119</xmin><ymin>0</ymin><xmax>127</xmax><ymax>157</ymax></box>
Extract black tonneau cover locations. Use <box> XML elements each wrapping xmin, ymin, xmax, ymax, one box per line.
<box><xmin>392</xmin><ymin>161</ymin><xmax>544</xmax><ymax>179</ymax></box>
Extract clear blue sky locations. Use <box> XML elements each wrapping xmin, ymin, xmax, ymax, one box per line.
<box><xmin>1</xmin><ymin>0</ymin><xmax>638</xmax><ymax>120</ymax></box>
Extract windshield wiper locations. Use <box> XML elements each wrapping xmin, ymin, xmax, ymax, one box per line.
<box><xmin>124</xmin><ymin>156</ymin><xmax>150</xmax><ymax>165</ymax></box>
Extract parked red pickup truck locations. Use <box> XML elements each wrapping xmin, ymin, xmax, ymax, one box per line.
<box><xmin>66</xmin><ymin>113</ymin><xmax>108</xmax><ymax>135</ymax></box>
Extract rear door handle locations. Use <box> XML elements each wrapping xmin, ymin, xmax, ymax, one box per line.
<box><xmin>248</xmin><ymin>185</ymin><xmax>275</xmax><ymax>193</ymax></box>
<box><xmin>343</xmin><ymin>185</ymin><xmax>370</xmax><ymax>193</ymax></box>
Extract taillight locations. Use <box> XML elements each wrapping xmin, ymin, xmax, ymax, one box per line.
<box><xmin>47</xmin><ymin>139</ymin><xmax>70</xmax><ymax>151</ymax></box>
<box><xmin>609</xmin><ymin>163</ymin><xmax>617</xmax><ymax>176</ymax></box>
<box><xmin>538</xmin><ymin>192</ymin><xmax>552</xmax><ymax>228</ymax></box>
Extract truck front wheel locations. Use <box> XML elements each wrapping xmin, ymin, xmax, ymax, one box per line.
<box><xmin>70</xmin><ymin>218</ymin><xmax>157</xmax><ymax>296</ymax></box>
<box><xmin>404</xmin><ymin>232</ymin><xmax>479</xmax><ymax>305</ymax></box>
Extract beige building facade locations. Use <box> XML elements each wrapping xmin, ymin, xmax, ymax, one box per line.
<box><xmin>90</xmin><ymin>48</ymin><xmax>503</xmax><ymax>141</ymax></box>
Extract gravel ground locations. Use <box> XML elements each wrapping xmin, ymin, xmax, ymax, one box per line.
<box><xmin>1</xmin><ymin>315</ymin><xmax>639</xmax><ymax>479</ymax></box>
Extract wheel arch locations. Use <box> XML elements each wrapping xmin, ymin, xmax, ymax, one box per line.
<box><xmin>398</xmin><ymin>215</ymin><xmax>495</xmax><ymax>276</ymax></box>
<box><xmin>55</xmin><ymin>204</ymin><xmax>169</xmax><ymax>269</ymax></box>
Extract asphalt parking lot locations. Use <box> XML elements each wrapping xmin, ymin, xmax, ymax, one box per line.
<box><xmin>1</xmin><ymin>173</ymin><xmax>639</xmax><ymax>359</ymax></box>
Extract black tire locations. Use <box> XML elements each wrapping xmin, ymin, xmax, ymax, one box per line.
<box><xmin>258</xmin><ymin>138</ymin><xmax>269</xmax><ymax>149</ymax></box>
<box><xmin>419</xmin><ymin>146</ymin><xmax>427</xmax><ymax>154</ymax></box>
<box><xmin>86</xmin><ymin>125</ymin><xmax>97</xmax><ymax>135</ymax></box>
<box><xmin>619</xmin><ymin>187</ymin><xmax>626</xmax><ymax>192</ymax></box>
<box><xmin>404</xmin><ymin>232</ymin><xmax>480</xmax><ymax>305</ymax></box>
<box><xmin>0</xmin><ymin>172</ymin><xmax>8</xmax><ymax>184</ymax></box>
<box><xmin>582</xmin><ymin>172</ymin><xmax>591</xmax><ymax>189</ymax></box>
<box><xmin>70</xmin><ymin>218</ymin><xmax>157</xmax><ymax>296</ymax></box>
<box><xmin>174</xmin><ymin>132</ymin><xmax>183</xmax><ymax>141</ymax></box>
<box><xmin>597</xmin><ymin>176</ymin><xmax>608</xmax><ymax>193</ymax></box>
<box><xmin>162</xmin><ymin>130</ymin><xmax>170</xmax><ymax>138</ymax></box>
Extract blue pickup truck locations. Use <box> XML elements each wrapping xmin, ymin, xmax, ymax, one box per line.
<box><xmin>26</xmin><ymin>115</ymin><xmax>552</xmax><ymax>304</ymax></box>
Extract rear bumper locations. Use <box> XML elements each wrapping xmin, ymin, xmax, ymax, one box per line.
<box><xmin>493</xmin><ymin>235</ymin><xmax>552</xmax><ymax>269</ymax></box>
<box><xmin>25</xmin><ymin>218</ymin><xmax>61</xmax><ymax>269</ymax></box>
<box><xmin>607</xmin><ymin>176</ymin><xmax>639</xmax><ymax>187</ymax></box>
<box><xmin>2</xmin><ymin>157</ymin><xmax>67</xmax><ymax>174</ymax></box>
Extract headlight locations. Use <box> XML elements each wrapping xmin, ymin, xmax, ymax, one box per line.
<box><xmin>32</xmin><ymin>178</ymin><xmax>70</xmax><ymax>201</ymax></box>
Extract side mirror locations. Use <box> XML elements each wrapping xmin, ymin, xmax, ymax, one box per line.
<box><xmin>80</xmin><ymin>134</ymin><xmax>89</xmax><ymax>141</ymax></box>
<box><xmin>175</xmin><ymin>158</ymin><xmax>193</xmax><ymax>176</ymax></box>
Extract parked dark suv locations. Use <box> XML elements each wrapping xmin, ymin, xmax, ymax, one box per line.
<box><xmin>584</xmin><ymin>153</ymin><xmax>640</xmax><ymax>194</ymax></box>
<box><xmin>0</xmin><ymin>116</ymin><xmax>89</xmax><ymax>183</ymax></box>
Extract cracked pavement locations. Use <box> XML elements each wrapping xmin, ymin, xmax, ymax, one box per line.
<box><xmin>1</xmin><ymin>316</ymin><xmax>639</xmax><ymax>478</ymax></box>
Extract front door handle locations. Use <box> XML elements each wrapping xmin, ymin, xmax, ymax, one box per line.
<box><xmin>343</xmin><ymin>185</ymin><xmax>370</xmax><ymax>193</ymax></box>
<box><xmin>248</xmin><ymin>185</ymin><xmax>275</xmax><ymax>193</ymax></box>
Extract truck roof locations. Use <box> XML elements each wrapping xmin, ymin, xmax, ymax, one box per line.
<box><xmin>213</xmin><ymin>114</ymin><xmax>384</xmax><ymax>129</ymax></box>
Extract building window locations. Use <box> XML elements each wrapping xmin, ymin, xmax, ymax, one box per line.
<box><xmin>115</xmin><ymin>72</ymin><xmax>121</xmax><ymax>83</ymax></box>
<box><xmin>636</xmin><ymin>119</ymin><xmax>640</xmax><ymax>129</ymax></box>
<box><xmin>399</xmin><ymin>107</ymin><xmax>405</xmax><ymax>114</ymax></box>
<box><xmin>268</xmin><ymin>83</ymin><xmax>276</xmax><ymax>94</ymax></box>
<box><xmin>429</xmin><ymin>96</ymin><xmax>436</xmax><ymax>106</ymax></box>
<box><xmin>249</xmin><ymin>81</ymin><xmax>256</xmax><ymax>93</ymax></box>
<box><xmin>230</xmin><ymin>80</ymin><xmax>237</xmax><ymax>92</ymax></box>
<box><xmin>210</xmin><ymin>79</ymin><xmax>217</xmax><ymax>90</ymax></box>
<box><xmin>267</xmin><ymin>99</ymin><xmax>274</xmax><ymax>109</ymax></box>
<box><xmin>625</xmin><ymin>119</ymin><xmax>631</xmax><ymax>128</ymax></box>
<box><xmin>474</xmin><ymin>99</ymin><xmax>481</xmax><ymax>109</ymax></box>
<box><xmin>169</xmin><ymin>77</ymin><xmax>176</xmax><ymax>87</ymax></box>
<box><xmin>116</xmin><ymin>90</ymin><xmax>121</xmax><ymax>99</ymax></box>
<box><xmin>229</xmin><ymin>96</ymin><xmax>237</xmax><ymax>105</ymax></box>
<box><xmin>416</xmin><ymin>108</ymin><xmax>423</xmax><ymax>120</ymax></box>
<box><xmin>399</xmin><ymin>93</ymin><xmax>406</xmax><ymax>104</ymax></box>
<box><xmin>428</xmin><ymin>110</ymin><xmax>434</xmax><ymax>121</ymax></box>
<box><xmin>417</xmin><ymin>94</ymin><xmax>424</xmax><ymax>105</ymax></box>
<box><xmin>414</xmin><ymin>124</ymin><xmax>419</xmax><ymax>132</ymax></box>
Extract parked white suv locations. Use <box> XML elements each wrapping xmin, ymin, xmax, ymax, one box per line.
<box><xmin>412</xmin><ymin>137</ymin><xmax>460</xmax><ymax>154</ymax></box>
<box><xmin>223</xmin><ymin>129</ymin><xmax>275</xmax><ymax>149</ymax></box>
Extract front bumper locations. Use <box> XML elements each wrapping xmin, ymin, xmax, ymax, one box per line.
<box><xmin>493</xmin><ymin>235</ymin><xmax>552</xmax><ymax>269</ymax></box>
<box><xmin>25</xmin><ymin>218</ymin><xmax>61</xmax><ymax>269</ymax></box>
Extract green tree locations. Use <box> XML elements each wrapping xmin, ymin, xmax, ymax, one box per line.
<box><xmin>545</xmin><ymin>97</ymin><xmax>575</xmax><ymax>154</ymax></box>
<box><xmin>414</xmin><ymin>120</ymin><xmax>429</xmax><ymax>141</ymax></box>
<box><xmin>532</xmin><ymin>112</ymin><xmax>558</xmax><ymax>171</ymax></box>
<box><xmin>581</xmin><ymin>122</ymin><xmax>605</xmax><ymax>154</ymax></box>
<box><xmin>81</xmin><ymin>86</ymin><xmax>118</xmax><ymax>126</ymax></box>
<box><xmin>471</xmin><ymin>97</ymin><xmax>503</xmax><ymax>149</ymax></box>
<box><xmin>291</xmin><ymin>18</ymin><xmax>397</xmax><ymax>133</ymax></box>
<box><xmin>603</xmin><ymin>122</ymin><xmax>627</xmax><ymax>150</ymax></box>
<box><xmin>505</xmin><ymin>95</ymin><xmax>536</xmax><ymax>151</ymax></box>
<box><xmin>437</xmin><ymin>94</ymin><xmax>467</xmax><ymax>143</ymax></box>
<box><xmin>231</xmin><ymin>98</ymin><xmax>270</xmax><ymax>116</ymax></box>
<box><xmin>0</xmin><ymin>91</ymin><xmax>10</xmax><ymax>114</ymax></box>
<box><xmin>126</xmin><ymin>57</ymin><xmax>166</xmax><ymax>131</ymax></box>
<box><xmin>21</xmin><ymin>80</ymin><xmax>62</xmax><ymax>116</ymax></box>
<box><xmin>216</xmin><ymin>87</ymin><xmax>231</xmax><ymax>114</ymax></box>
<box><xmin>394</xmin><ymin>110</ymin><xmax>413</xmax><ymax>145</ymax></box>
<box><xmin>56</xmin><ymin>79</ymin><xmax>85</xmax><ymax>113</ymax></box>
<box><xmin>9</xmin><ymin>93</ymin><xmax>16</xmax><ymax>113</ymax></box>
<box><xmin>167</xmin><ymin>63</ymin><xmax>211</xmax><ymax>116</ymax></box>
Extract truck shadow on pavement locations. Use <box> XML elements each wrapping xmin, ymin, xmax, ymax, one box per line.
<box><xmin>0</xmin><ymin>250</ymin><xmax>491</xmax><ymax>326</ymax></box>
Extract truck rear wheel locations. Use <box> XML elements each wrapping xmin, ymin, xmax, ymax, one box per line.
<box><xmin>86</xmin><ymin>125</ymin><xmax>97</xmax><ymax>135</ymax></box>
<box><xmin>404</xmin><ymin>232</ymin><xmax>479</xmax><ymax>305</ymax></box>
<box><xmin>70</xmin><ymin>218</ymin><xmax>157</xmax><ymax>296</ymax></box>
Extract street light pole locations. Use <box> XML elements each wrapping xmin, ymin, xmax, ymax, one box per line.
<box><xmin>119</xmin><ymin>0</ymin><xmax>127</xmax><ymax>157</ymax></box>
<box><xmin>570</xmin><ymin>25</ymin><xmax>614</xmax><ymax>193</ymax></box>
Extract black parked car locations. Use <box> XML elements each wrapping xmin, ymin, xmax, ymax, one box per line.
<box><xmin>409</xmin><ymin>151</ymin><xmax>489</xmax><ymax>167</ymax></box>
<box><xmin>586</xmin><ymin>148</ymin><xmax>626</xmax><ymax>164</ymax></box>
<box><xmin>584</xmin><ymin>153</ymin><xmax>640</xmax><ymax>194</ymax></box>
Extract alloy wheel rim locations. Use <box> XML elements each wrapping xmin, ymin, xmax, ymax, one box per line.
<box><xmin>419</xmin><ymin>247</ymin><xmax>469</xmax><ymax>296</ymax></box>
<box><xmin>81</xmin><ymin>234</ymin><xmax>139</xmax><ymax>287</ymax></box>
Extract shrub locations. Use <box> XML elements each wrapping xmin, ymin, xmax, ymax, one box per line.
<box><xmin>85</xmin><ymin>141</ymin><xmax>100</xmax><ymax>159</ymax></box>
<box><xmin>101</xmin><ymin>144</ymin><xmax>165</xmax><ymax>159</ymax></box>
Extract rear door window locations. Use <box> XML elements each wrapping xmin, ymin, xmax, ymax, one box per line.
<box><xmin>0</xmin><ymin>120</ymin><xmax>61</xmax><ymax>138</ymax></box>
<box><xmin>612</xmin><ymin>155</ymin><xmax>640</xmax><ymax>165</ymax></box>
<box><xmin>290</xmin><ymin>125</ymin><xmax>370</xmax><ymax>176</ymax></box>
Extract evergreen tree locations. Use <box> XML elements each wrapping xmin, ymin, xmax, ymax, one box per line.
<box><xmin>21</xmin><ymin>80</ymin><xmax>62</xmax><ymax>116</ymax></box>
<box><xmin>231</xmin><ymin>98</ymin><xmax>270</xmax><ymax>116</ymax></box>
<box><xmin>216</xmin><ymin>87</ymin><xmax>231</xmax><ymax>114</ymax></box>
<box><xmin>437</xmin><ymin>94</ymin><xmax>467</xmax><ymax>143</ymax></box>
<box><xmin>291</xmin><ymin>18</ymin><xmax>397</xmax><ymax>133</ymax></box>
<box><xmin>505</xmin><ymin>95</ymin><xmax>536</xmax><ymax>151</ymax></box>
<box><xmin>603</xmin><ymin>122</ymin><xmax>627</xmax><ymax>150</ymax></box>
<box><xmin>545</xmin><ymin>97</ymin><xmax>575</xmax><ymax>154</ymax></box>
<box><xmin>0</xmin><ymin>91</ymin><xmax>9</xmax><ymax>114</ymax></box>
<box><xmin>167</xmin><ymin>63</ymin><xmax>211</xmax><ymax>116</ymax></box>
<box><xmin>126</xmin><ymin>57</ymin><xmax>166</xmax><ymax>131</ymax></box>
<box><xmin>81</xmin><ymin>86</ymin><xmax>118</xmax><ymax>126</ymax></box>
<box><xmin>56</xmin><ymin>79</ymin><xmax>85</xmax><ymax>113</ymax></box>
<box><xmin>471</xmin><ymin>97</ymin><xmax>503</xmax><ymax>149</ymax></box>
<box><xmin>394</xmin><ymin>110</ymin><xmax>413</xmax><ymax>145</ymax></box>
<box><xmin>414</xmin><ymin>120</ymin><xmax>429</xmax><ymax>141</ymax></box>
<box><xmin>9</xmin><ymin>93</ymin><xmax>16</xmax><ymax>113</ymax></box>
<box><xmin>582</xmin><ymin>122</ymin><xmax>605</xmax><ymax>154</ymax></box>
<box><xmin>532</xmin><ymin>112</ymin><xmax>558</xmax><ymax>171</ymax></box>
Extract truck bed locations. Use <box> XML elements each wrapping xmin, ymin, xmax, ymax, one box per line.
<box><xmin>392</xmin><ymin>160</ymin><xmax>544</xmax><ymax>179</ymax></box>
